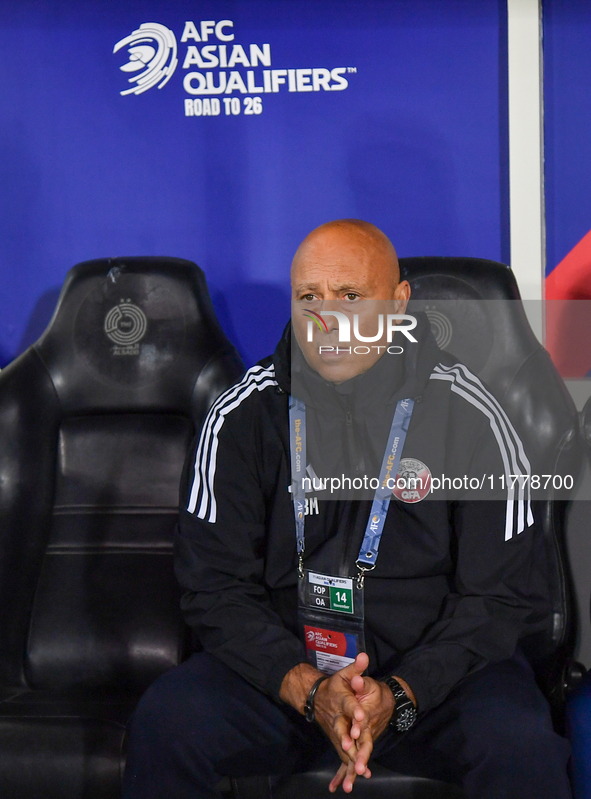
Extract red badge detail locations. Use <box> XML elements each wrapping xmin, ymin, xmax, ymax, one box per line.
<box><xmin>304</xmin><ymin>626</ymin><xmax>348</xmax><ymax>656</ymax></box>
<box><xmin>392</xmin><ymin>458</ymin><xmax>431</xmax><ymax>503</ymax></box>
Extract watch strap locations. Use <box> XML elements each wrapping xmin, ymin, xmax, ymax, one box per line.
<box><xmin>383</xmin><ymin>676</ymin><xmax>417</xmax><ymax>733</ymax></box>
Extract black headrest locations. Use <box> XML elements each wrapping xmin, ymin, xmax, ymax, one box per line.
<box><xmin>34</xmin><ymin>256</ymin><xmax>237</xmax><ymax>415</ymax></box>
<box><xmin>401</xmin><ymin>256</ymin><xmax>521</xmax><ymax>300</ymax></box>
<box><xmin>581</xmin><ymin>397</ymin><xmax>591</xmax><ymax>454</ymax></box>
<box><xmin>400</xmin><ymin>257</ymin><xmax>579</xmax><ymax>474</ymax></box>
<box><xmin>400</xmin><ymin>257</ymin><xmax>532</xmax><ymax>380</ymax></box>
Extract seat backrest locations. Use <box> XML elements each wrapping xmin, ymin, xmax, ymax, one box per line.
<box><xmin>581</xmin><ymin>397</ymin><xmax>591</xmax><ymax>455</ymax></box>
<box><xmin>0</xmin><ymin>256</ymin><xmax>243</xmax><ymax>692</ymax></box>
<box><xmin>400</xmin><ymin>257</ymin><xmax>582</xmax><ymax>677</ymax></box>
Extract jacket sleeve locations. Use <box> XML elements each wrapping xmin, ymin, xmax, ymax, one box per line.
<box><xmin>392</xmin><ymin>417</ymin><xmax>540</xmax><ymax>716</ymax></box>
<box><xmin>393</xmin><ymin>500</ymin><xmax>538</xmax><ymax>715</ymax></box>
<box><xmin>175</xmin><ymin>392</ymin><xmax>306</xmax><ymax>701</ymax></box>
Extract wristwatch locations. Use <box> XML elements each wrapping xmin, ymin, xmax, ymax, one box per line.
<box><xmin>383</xmin><ymin>676</ymin><xmax>417</xmax><ymax>733</ymax></box>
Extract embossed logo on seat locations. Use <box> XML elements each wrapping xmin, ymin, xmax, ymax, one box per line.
<box><xmin>104</xmin><ymin>301</ymin><xmax>147</xmax><ymax>355</ymax></box>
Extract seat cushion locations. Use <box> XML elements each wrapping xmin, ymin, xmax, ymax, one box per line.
<box><xmin>0</xmin><ymin>690</ymin><xmax>140</xmax><ymax>799</ymax></box>
<box><xmin>26</xmin><ymin>547</ymin><xmax>185</xmax><ymax>691</ymax></box>
<box><xmin>231</xmin><ymin>764</ymin><xmax>465</xmax><ymax>798</ymax></box>
<box><xmin>25</xmin><ymin>413</ymin><xmax>193</xmax><ymax>693</ymax></box>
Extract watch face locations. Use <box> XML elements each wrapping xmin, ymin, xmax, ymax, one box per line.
<box><xmin>396</xmin><ymin>706</ymin><xmax>417</xmax><ymax>732</ymax></box>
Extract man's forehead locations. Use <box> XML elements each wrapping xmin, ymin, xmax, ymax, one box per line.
<box><xmin>292</xmin><ymin>248</ymin><xmax>379</xmax><ymax>278</ymax></box>
<box><xmin>291</xmin><ymin>256</ymin><xmax>387</xmax><ymax>289</ymax></box>
<box><xmin>298</xmin><ymin>230</ymin><xmax>378</xmax><ymax>260</ymax></box>
<box><xmin>291</xmin><ymin>221</ymin><xmax>399</xmax><ymax>291</ymax></box>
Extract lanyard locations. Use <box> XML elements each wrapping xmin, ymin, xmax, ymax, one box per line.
<box><xmin>289</xmin><ymin>396</ymin><xmax>307</xmax><ymax>569</ymax></box>
<box><xmin>289</xmin><ymin>395</ymin><xmax>415</xmax><ymax>586</ymax></box>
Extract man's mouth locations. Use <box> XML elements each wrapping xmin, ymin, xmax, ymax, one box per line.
<box><xmin>317</xmin><ymin>346</ymin><xmax>353</xmax><ymax>359</ymax></box>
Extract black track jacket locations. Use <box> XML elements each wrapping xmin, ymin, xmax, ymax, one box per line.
<box><xmin>175</xmin><ymin>318</ymin><xmax>548</xmax><ymax>715</ymax></box>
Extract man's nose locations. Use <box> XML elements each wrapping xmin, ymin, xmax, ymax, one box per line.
<box><xmin>319</xmin><ymin>300</ymin><xmax>340</xmax><ymax>332</ymax></box>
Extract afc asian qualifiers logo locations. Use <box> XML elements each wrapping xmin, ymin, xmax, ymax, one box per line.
<box><xmin>392</xmin><ymin>458</ymin><xmax>432</xmax><ymax>503</ymax></box>
<box><xmin>113</xmin><ymin>23</ymin><xmax>178</xmax><ymax>96</ymax></box>
<box><xmin>104</xmin><ymin>300</ymin><xmax>148</xmax><ymax>355</ymax></box>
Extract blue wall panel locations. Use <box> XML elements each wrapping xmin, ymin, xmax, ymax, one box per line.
<box><xmin>544</xmin><ymin>0</ymin><xmax>591</xmax><ymax>278</ymax></box>
<box><xmin>0</xmin><ymin>0</ymin><xmax>506</xmax><ymax>366</ymax></box>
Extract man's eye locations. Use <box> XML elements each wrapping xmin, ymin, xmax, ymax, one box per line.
<box><xmin>345</xmin><ymin>293</ymin><xmax>358</xmax><ymax>301</ymax></box>
<box><xmin>302</xmin><ymin>294</ymin><xmax>316</xmax><ymax>301</ymax></box>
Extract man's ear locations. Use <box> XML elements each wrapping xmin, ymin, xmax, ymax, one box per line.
<box><xmin>393</xmin><ymin>280</ymin><xmax>411</xmax><ymax>313</ymax></box>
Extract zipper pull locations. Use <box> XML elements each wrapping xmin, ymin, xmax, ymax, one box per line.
<box><xmin>345</xmin><ymin>411</ymin><xmax>353</xmax><ymax>426</ymax></box>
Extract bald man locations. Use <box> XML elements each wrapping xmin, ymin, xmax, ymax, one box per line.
<box><xmin>124</xmin><ymin>221</ymin><xmax>572</xmax><ymax>799</ymax></box>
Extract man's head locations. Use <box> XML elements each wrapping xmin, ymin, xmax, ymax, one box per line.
<box><xmin>291</xmin><ymin>219</ymin><xmax>410</xmax><ymax>383</ymax></box>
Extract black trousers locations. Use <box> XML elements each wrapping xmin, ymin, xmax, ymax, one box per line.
<box><xmin>123</xmin><ymin>651</ymin><xmax>572</xmax><ymax>799</ymax></box>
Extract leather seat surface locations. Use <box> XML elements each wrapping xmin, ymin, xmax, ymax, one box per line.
<box><xmin>231</xmin><ymin>764</ymin><xmax>464</xmax><ymax>799</ymax></box>
<box><xmin>0</xmin><ymin>257</ymin><xmax>245</xmax><ymax>798</ymax></box>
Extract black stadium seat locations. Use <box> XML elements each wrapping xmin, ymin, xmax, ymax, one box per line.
<box><xmin>401</xmin><ymin>258</ymin><xmax>584</xmax><ymax>707</ymax></box>
<box><xmin>0</xmin><ymin>255</ymin><xmax>584</xmax><ymax>798</ymax></box>
<box><xmin>231</xmin><ymin>256</ymin><xmax>585</xmax><ymax>799</ymax></box>
<box><xmin>0</xmin><ymin>256</ymin><xmax>243</xmax><ymax>798</ymax></box>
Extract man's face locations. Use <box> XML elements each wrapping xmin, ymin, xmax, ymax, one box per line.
<box><xmin>291</xmin><ymin>227</ymin><xmax>410</xmax><ymax>383</ymax></box>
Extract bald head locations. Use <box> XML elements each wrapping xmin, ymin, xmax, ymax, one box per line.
<box><xmin>291</xmin><ymin>219</ymin><xmax>400</xmax><ymax>296</ymax></box>
<box><xmin>291</xmin><ymin>219</ymin><xmax>410</xmax><ymax>383</ymax></box>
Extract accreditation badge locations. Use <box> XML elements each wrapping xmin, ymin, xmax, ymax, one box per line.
<box><xmin>298</xmin><ymin>570</ymin><xmax>366</xmax><ymax>675</ymax></box>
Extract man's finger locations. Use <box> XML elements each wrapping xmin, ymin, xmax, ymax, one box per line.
<box><xmin>350</xmin><ymin>720</ymin><xmax>361</xmax><ymax>740</ymax></box>
<box><xmin>342</xmin><ymin>758</ymin><xmax>361</xmax><ymax>793</ymax></box>
<box><xmin>354</xmin><ymin>727</ymin><xmax>374</xmax><ymax>774</ymax></box>
<box><xmin>342</xmin><ymin>693</ymin><xmax>366</xmax><ymax>725</ymax></box>
<box><xmin>328</xmin><ymin>734</ymin><xmax>373</xmax><ymax>792</ymax></box>
<box><xmin>350</xmin><ymin>673</ymin><xmax>372</xmax><ymax>696</ymax></box>
<box><xmin>338</xmin><ymin>652</ymin><xmax>369</xmax><ymax>683</ymax></box>
<box><xmin>334</xmin><ymin>715</ymin><xmax>359</xmax><ymax>762</ymax></box>
<box><xmin>329</xmin><ymin>763</ymin><xmax>347</xmax><ymax>793</ymax></box>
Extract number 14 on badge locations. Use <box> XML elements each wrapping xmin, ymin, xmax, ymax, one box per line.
<box><xmin>307</xmin><ymin>573</ymin><xmax>353</xmax><ymax>614</ymax></box>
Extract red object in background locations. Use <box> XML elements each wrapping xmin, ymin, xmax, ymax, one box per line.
<box><xmin>546</xmin><ymin>228</ymin><xmax>591</xmax><ymax>300</ymax></box>
<box><xmin>546</xmin><ymin>229</ymin><xmax>591</xmax><ymax>378</ymax></box>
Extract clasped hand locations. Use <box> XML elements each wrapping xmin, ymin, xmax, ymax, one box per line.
<box><xmin>281</xmin><ymin>653</ymin><xmax>394</xmax><ymax>793</ymax></box>
<box><xmin>315</xmin><ymin>652</ymin><xmax>394</xmax><ymax>793</ymax></box>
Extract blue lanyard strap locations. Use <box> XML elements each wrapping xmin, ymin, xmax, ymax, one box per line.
<box><xmin>289</xmin><ymin>397</ymin><xmax>307</xmax><ymax>576</ymax></box>
<box><xmin>289</xmin><ymin>395</ymin><xmax>415</xmax><ymax>584</ymax></box>
<box><xmin>356</xmin><ymin>398</ymin><xmax>414</xmax><ymax>574</ymax></box>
